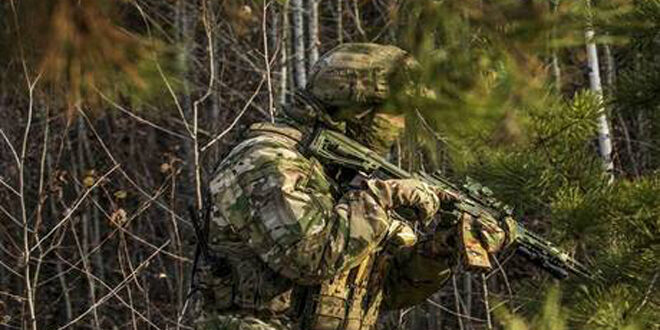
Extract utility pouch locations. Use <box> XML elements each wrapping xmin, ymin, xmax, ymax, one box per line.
<box><xmin>458</xmin><ymin>212</ymin><xmax>492</xmax><ymax>271</ymax></box>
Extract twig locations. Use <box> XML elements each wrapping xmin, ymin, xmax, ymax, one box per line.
<box><xmin>54</xmin><ymin>253</ymin><xmax>163</xmax><ymax>330</ymax></box>
<box><xmin>263</xmin><ymin>0</ymin><xmax>275</xmax><ymax>123</ymax></box>
<box><xmin>351</xmin><ymin>0</ymin><xmax>367</xmax><ymax>39</ymax></box>
<box><xmin>0</xmin><ymin>129</ymin><xmax>20</xmax><ymax>170</ymax></box>
<box><xmin>77</xmin><ymin>108</ymin><xmax>191</xmax><ymax>225</ymax></box>
<box><xmin>201</xmin><ymin>77</ymin><xmax>266</xmax><ymax>151</ymax></box>
<box><xmin>94</xmin><ymin>87</ymin><xmax>189</xmax><ymax>140</ymax></box>
<box><xmin>482</xmin><ymin>273</ymin><xmax>493</xmax><ymax>330</ymax></box>
<box><xmin>426</xmin><ymin>298</ymin><xmax>486</xmax><ymax>323</ymax></box>
<box><xmin>0</xmin><ymin>177</ymin><xmax>20</xmax><ymax>197</ymax></box>
<box><xmin>452</xmin><ymin>273</ymin><xmax>466</xmax><ymax>330</ymax></box>
<box><xmin>191</xmin><ymin>0</ymin><xmax>216</xmax><ymax>210</ymax></box>
<box><xmin>0</xmin><ymin>290</ymin><xmax>25</xmax><ymax>302</ymax></box>
<box><xmin>30</xmin><ymin>164</ymin><xmax>120</xmax><ymax>253</ymax></box>
<box><xmin>9</xmin><ymin>0</ymin><xmax>43</xmax><ymax>324</ymax></box>
<box><xmin>38</xmin><ymin>170</ymin><xmax>178</xmax><ymax>288</ymax></box>
<box><xmin>416</xmin><ymin>108</ymin><xmax>449</xmax><ymax>144</ymax></box>
<box><xmin>0</xmin><ymin>204</ymin><xmax>27</xmax><ymax>231</ymax></box>
<box><xmin>0</xmin><ymin>258</ymin><xmax>23</xmax><ymax>278</ymax></box>
<box><xmin>57</xmin><ymin>240</ymin><xmax>170</xmax><ymax>330</ymax></box>
<box><xmin>69</xmin><ymin>216</ymin><xmax>101</xmax><ymax>328</ymax></box>
<box><xmin>633</xmin><ymin>272</ymin><xmax>658</xmax><ymax>314</ymax></box>
<box><xmin>492</xmin><ymin>255</ymin><xmax>514</xmax><ymax>304</ymax></box>
<box><xmin>133</xmin><ymin>1</ymin><xmax>192</xmax><ymax>137</ymax></box>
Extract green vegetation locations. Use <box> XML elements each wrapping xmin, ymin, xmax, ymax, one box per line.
<box><xmin>393</xmin><ymin>1</ymin><xmax>659</xmax><ymax>328</ymax></box>
<box><xmin>0</xmin><ymin>0</ymin><xmax>657</xmax><ymax>328</ymax></box>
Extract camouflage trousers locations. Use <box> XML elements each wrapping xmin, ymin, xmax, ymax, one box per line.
<box><xmin>196</xmin><ymin>314</ymin><xmax>292</xmax><ymax>330</ymax></box>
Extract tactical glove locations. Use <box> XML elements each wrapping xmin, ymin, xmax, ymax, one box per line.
<box><xmin>365</xmin><ymin>179</ymin><xmax>441</xmax><ymax>224</ymax></box>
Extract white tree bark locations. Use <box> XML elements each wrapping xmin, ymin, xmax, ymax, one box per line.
<box><xmin>336</xmin><ymin>0</ymin><xmax>343</xmax><ymax>44</ymax></box>
<box><xmin>280</xmin><ymin>1</ymin><xmax>290</xmax><ymax>106</ymax></box>
<box><xmin>550</xmin><ymin>0</ymin><xmax>561</xmax><ymax>92</ymax></box>
<box><xmin>585</xmin><ymin>28</ymin><xmax>614</xmax><ymax>183</ymax></box>
<box><xmin>291</xmin><ymin>0</ymin><xmax>307</xmax><ymax>88</ymax></box>
<box><xmin>307</xmin><ymin>0</ymin><xmax>320</xmax><ymax>69</ymax></box>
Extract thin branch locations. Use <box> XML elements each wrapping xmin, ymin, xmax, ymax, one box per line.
<box><xmin>57</xmin><ymin>240</ymin><xmax>170</xmax><ymax>330</ymax></box>
<box><xmin>0</xmin><ymin>128</ymin><xmax>21</xmax><ymax>168</ymax></box>
<box><xmin>633</xmin><ymin>272</ymin><xmax>658</xmax><ymax>314</ymax></box>
<box><xmin>29</xmin><ymin>164</ymin><xmax>120</xmax><ymax>253</ymax></box>
<box><xmin>55</xmin><ymin>253</ymin><xmax>163</xmax><ymax>330</ymax></box>
<box><xmin>77</xmin><ymin>107</ymin><xmax>191</xmax><ymax>225</ymax></box>
<box><xmin>0</xmin><ymin>258</ymin><xmax>24</xmax><ymax>279</ymax></box>
<box><xmin>190</xmin><ymin>0</ymin><xmax>216</xmax><ymax>210</ymax></box>
<box><xmin>0</xmin><ymin>204</ymin><xmax>28</xmax><ymax>230</ymax></box>
<box><xmin>351</xmin><ymin>0</ymin><xmax>367</xmax><ymax>39</ymax></box>
<box><xmin>133</xmin><ymin>0</ymin><xmax>192</xmax><ymax>137</ymax></box>
<box><xmin>201</xmin><ymin>77</ymin><xmax>265</xmax><ymax>152</ymax></box>
<box><xmin>0</xmin><ymin>177</ymin><xmax>20</xmax><ymax>197</ymax></box>
<box><xmin>426</xmin><ymin>298</ymin><xmax>486</xmax><ymax>323</ymax></box>
<box><xmin>482</xmin><ymin>273</ymin><xmax>493</xmax><ymax>330</ymax></box>
<box><xmin>94</xmin><ymin>87</ymin><xmax>189</xmax><ymax>140</ymax></box>
<box><xmin>452</xmin><ymin>272</ymin><xmax>466</xmax><ymax>330</ymax></box>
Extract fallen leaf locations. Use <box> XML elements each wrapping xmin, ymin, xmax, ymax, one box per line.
<box><xmin>114</xmin><ymin>190</ymin><xmax>127</xmax><ymax>199</ymax></box>
<box><xmin>109</xmin><ymin>208</ymin><xmax>127</xmax><ymax>227</ymax></box>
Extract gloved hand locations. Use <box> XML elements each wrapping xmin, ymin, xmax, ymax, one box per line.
<box><xmin>458</xmin><ymin>212</ymin><xmax>517</xmax><ymax>270</ymax></box>
<box><xmin>474</xmin><ymin>215</ymin><xmax>517</xmax><ymax>253</ymax></box>
<box><xmin>365</xmin><ymin>178</ymin><xmax>441</xmax><ymax>224</ymax></box>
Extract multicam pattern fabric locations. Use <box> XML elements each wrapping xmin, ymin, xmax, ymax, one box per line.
<box><xmin>197</xmin><ymin>314</ymin><xmax>291</xmax><ymax>330</ymax></box>
<box><xmin>306</xmin><ymin>43</ymin><xmax>419</xmax><ymax>108</ymax></box>
<box><xmin>201</xmin><ymin>123</ymin><xmax>458</xmax><ymax>329</ymax></box>
<box><xmin>208</xmin><ymin>123</ymin><xmax>442</xmax><ymax>283</ymax></box>
<box><xmin>201</xmin><ymin>42</ymin><xmax>516</xmax><ymax>330</ymax></box>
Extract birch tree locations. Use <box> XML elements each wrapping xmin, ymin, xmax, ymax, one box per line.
<box><xmin>280</xmin><ymin>1</ymin><xmax>290</xmax><ymax>106</ymax></box>
<box><xmin>585</xmin><ymin>1</ymin><xmax>615</xmax><ymax>183</ymax></box>
<box><xmin>291</xmin><ymin>0</ymin><xmax>307</xmax><ymax>88</ymax></box>
<box><xmin>307</xmin><ymin>0</ymin><xmax>320</xmax><ymax>68</ymax></box>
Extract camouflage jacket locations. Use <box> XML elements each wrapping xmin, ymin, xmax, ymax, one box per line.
<box><xmin>199</xmin><ymin>122</ymin><xmax>458</xmax><ymax>329</ymax></box>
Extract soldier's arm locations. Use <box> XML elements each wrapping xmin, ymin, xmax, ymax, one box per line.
<box><xmin>381</xmin><ymin>211</ymin><xmax>513</xmax><ymax>310</ymax></box>
<box><xmin>381</xmin><ymin>226</ymin><xmax>457</xmax><ymax>310</ymax></box>
<box><xmin>210</xmin><ymin>140</ymin><xmax>439</xmax><ymax>285</ymax></box>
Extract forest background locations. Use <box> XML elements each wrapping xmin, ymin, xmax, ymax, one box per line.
<box><xmin>0</xmin><ymin>0</ymin><xmax>658</xmax><ymax>329</ymax></box>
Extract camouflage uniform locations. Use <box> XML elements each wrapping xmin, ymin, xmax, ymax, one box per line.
<box><xmin>197</xmin><ymin>44</ymin><xmax>512</xmax><ymax>330</ymax></box>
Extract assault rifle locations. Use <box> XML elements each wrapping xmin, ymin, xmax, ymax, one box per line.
<box><xmin>308</xmin><ymin>128</ymin><xmax>596</xmax><ymax>280</ymax></box>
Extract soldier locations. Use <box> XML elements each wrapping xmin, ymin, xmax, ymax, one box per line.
<box><xmin>196</xmin><ymin>43</ymin><xmax>514</xmax><ymax>329</ymax></box>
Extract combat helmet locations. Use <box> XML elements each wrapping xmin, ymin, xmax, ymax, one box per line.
<box><xmin>300</xmin><ymin>43</ymin><xmax>421</xmax><ymax>155</ymax></box>
<box><xmin>306</xmin><ymin>43</ymin><xmax>420</xmax><ymax>109</ymax></box>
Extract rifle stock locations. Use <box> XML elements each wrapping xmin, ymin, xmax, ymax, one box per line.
<box><xmin>309</xmin><ymin>128</ymin><xmax>596</xmax><ymax>280</ymax></box>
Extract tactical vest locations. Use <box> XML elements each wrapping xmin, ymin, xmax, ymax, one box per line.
<box><xmin>292</xmin><ymin>219</ymin><xmax>415</xmax><ymax>330</ymax></box>
<box><xmin>201</xmin><ymin>122</ymin><xmax>417</xmax><ymax>330</ymax></box>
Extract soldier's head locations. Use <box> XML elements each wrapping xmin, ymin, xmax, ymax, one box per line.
<box><xmin>302</xmin><ymin>43</ymin><xmax>423</xmax><ymax>155</ymax></box>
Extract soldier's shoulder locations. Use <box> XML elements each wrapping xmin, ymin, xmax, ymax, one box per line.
<box><xmin>211</xmin><ymin>122</ymin><xmax>309</xmax><ymax>178</ymax></box>
<box><xmin>231</xmin><ymin>122</ymin><xmax>303</xmax><ymax>159</ymax></box>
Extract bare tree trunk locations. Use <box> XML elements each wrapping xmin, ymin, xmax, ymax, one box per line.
<box><xmin>336</xmin><ymin>0</ymin><xmax>343</xmax><ymax>44</ymax></box>
<box><xmin>210</xmin><ymin>0</ymin><xmax>223</xmax><ymax>160</ymax></box>
<box><xmin>551</xmin><ymin>52</ymin><xmax>561</xmax><ymax>92</ymax></box>
<box><xmin>550</xmin><ymin>0</ymin><xmax>561</xmax><ymax>92</ymax></box>
<box><xmin>585</xmin><ymin>28</ymin><xmax>614</xmax><ymax>183</ymax></box>
<box><xmin>603</xmin><ymin>44</ymin><xmax>615</xmax><ymax>87</ymax></box>
<box><xmin>307</xmin><ymin>0</ymin><xmax>320</xmax><ymax>69</ymax></box>
<box><xmin>291</xmin><ymin>0</ymin><xmax>307</xmax><ymax>88</ymax></box>
<box><xmin>280</xmin><ymin>1</ymin><xmax>290</xmax><ymax>106</ymax></box>
<box><xmin>176</xmin><ymin>0</ymin><xmax>197</xmax><ymax>200</ymax></box>
<box><xmin>603</xmin><ymin>43</ymin><xmax>638</xmax><ymax>177</ymax></box>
